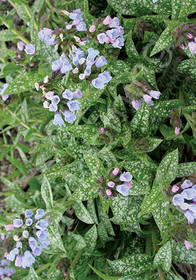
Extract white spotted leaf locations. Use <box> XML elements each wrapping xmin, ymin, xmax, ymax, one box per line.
<box><xmin>153</xmin><ymin>241</ymin><xmax>172</xmax><ymax>272</ymax></box>
<box><xmin>150</xmin><ymin>27</ymin><xmax>174</xmax><ymax>57</ymax></box>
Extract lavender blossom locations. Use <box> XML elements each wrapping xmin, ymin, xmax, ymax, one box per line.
<box><xmin>119</xmin><ymin>172</ymin><xmax>133</xmax><ymax>182</ymax></box>
<box><xmin>63</xmin><ymin>110</ymin><xmax>76</xmax><ymax>123</ymax></box>
<box><xmin>25</xmin><ymin>209</ymin><xmax>33</xmax><ymax>219</ymax></box>
<box><xmin>24</xmin><ymin>44</ymin><xmax>35</xmax><ymax>55</ymax></box>
<box><xmin>116</xmin><ymin>184</ymin><xmax>131</xmax><ymax>196</ymax></box>
<box><xmin>34</xmin><ymin>209</ymin><xmax>45</xmax><ymax>220</ymax></box>
<box><xmin>0</xmin><ymin>83</ymin><xmax>10</xmax><ymax>101</ymax></box>
<box><xmin>53</xmin><ymin>112</ymin><xmax>64</xmax><ymax>126</ymax></box>
<box><xmin>13</xmin><ymin>219</ymin><xmax>23</xmax><ymax>228</ymax></box>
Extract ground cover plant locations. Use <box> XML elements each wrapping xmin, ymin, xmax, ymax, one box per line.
<box><xmin>0</xmin><ymin>0</ymin><xmax>196</xmax><ymax>279</ymax></box>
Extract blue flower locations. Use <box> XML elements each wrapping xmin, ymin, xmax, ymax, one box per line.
<box><xmin>22</xmin><ymin>251</ymin><xmax>35</xmax><ymax>268</ymax></box>
<box><xmin>38</xmin><ymin>238</ymin><xmax>50</xmax><ymax>248</ymax></box>
<box><xmin>108</xmin><ymin>17</ymin><xmax>120</xmax><ymax>28</ymax></box>
<box><xmin>36</xmin><ymin>230</ymin><xmax>48</xmax><ymax>240</ymax></box>
<box><xmin>0</xmin><ymin>83</ymin><xmax>9</xmax><ymax>101</ymax></box>
<box><xmin>119</xmin><ymin>172</ymin><xmax>133</xmax><ymax>182</ymax></box>
<box><xmin>1</xmin><ymin>259</ymin><xmax>7</xmax><ymax>266</ymax></box>
<box><xmin>16</xmin><ymin>242</ymin><xmax>22</xmax><ymax>249</ymax></box>
<box><xmin>25</xmin><ymin>209</ymin><xmax>33</xmax><ymax>219</ymax></box>
<box><xmin>32</xmin><ymin>246</ymin><xmax>43</xmax><ymax>256</ymax></box>
<box><xmin>184</xmin><ymin>210</ymin><xmax>195</xmax><ymax>224</ymax></box>
<box><xmin>76</xmin><ymin>22</ymin><xmax>87</xmax><ymax>31</ymax></box>
<box><xmin>52</xmin><ymin>54</ymin><xmax>72</xmax><ymax>74</ymax></box>
<box><xmin>92</xmin><ymin>71</ymin><xmax>112</xmax><ymax>89</ymax></box>
<box><xmin>95</xmin><ymin>56</ymin><xmax>107</xmax><ymax>68</ymax></box>
<box><xmin>51</xmin><ymin>95</ymin><xmax>60</xmax><ymax>105</ymax></box>
<box><xmin>112</xmin><ymin>37</ymin><xmax>124</xmax><ymax>48</ymax></box>
<box><xmin>97</xmin><ymin>33</ymin><xmax>107</xmax><ymax>44</ymax></box>
<box><xmin>116</xmin><ymin>184</ymin><xmax>131</xmax><ymax>196</ymax></box>
<box><xmin>7</xmin><ymin>250</ymin><xmax>16</xmax><ymax>262</ymax></box>
<box><xmin>62</xmin><ymin>89</ymin><xmax>73</xmax><ymax>100</ymax></box>
<box><xmin>172</xmin><ymin>194</ymin><xmax>184</xmax><ymax>206</ymax></box>
<box><xmin>24</xmin><ymin>44</ymin><xmax>35</xmax><ymax>55</ymax></box>
<box><xmin>73</xmin><ymin>89</ymin><xmax>82</xmax><ymax>98</ymax></box>
<box><xmin>13</xmin><ymin>219</ymin><xmax>23</xmax><ymax>228</ymax></box>
<box><xmin>67</xmin><ymin>100</ymin><xmax>80</xmax><ymax>111</ymax></box>
<box><xmin>35</xmin><ymin>219</ymin><xmax>49</xmax><ymax>230</ymax></box>
<box><xmin>181</xmin><ymin>188</ymin><xmax>196</xmax><ymax>200</ymax></box>
<box><xmin>25</xmin><ymin>218</ymin><xmax>33</xmax><ymax>227</ymax></box>
<box><xmin>38</xmin><ymin>28</ymin><xmax>56</xmax><ymax>46</ymax></box>
<box><xmin>63</xmin><ymin>110</ymin><xmax>76</xmax><ymax>123</ymax></box>
<box><xmin>34</xmin><ymin>209</ymin><xmax>45</xmax><ymax>220</ymax></box>
<box><xmin>15</xmin><ymin>255</ymin><xmax>22</xmax><ymax>267</ymax></box>
<box><xmin>53</xmin><ymin>112</ymin><xmax>64</xmax><ymax>126</ymax></box>
<box><xmin>28</xmin><ymin>237</ymin><xmax>38</xmax><ymax>250</ymax></box>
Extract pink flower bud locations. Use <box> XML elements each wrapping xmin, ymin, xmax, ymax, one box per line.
<box><xmin>30</xmin><ymin>62</ymin><xmax>34</xmax><ymax>67</ymax></box>
<box><xmin>100</xmin><ymin>127</ymin><xmax>105</xmax><ymax>132</ymax></box>
<box><xmin>18</xmin><ymin>54</ymin><xmax>21</xmax><ymax>58</ymax></box>
<box><xmin>105</xmin><ymin>37</ymin><xmax>110</xmax><ymax>43</ymax></box>
<box><xmin>124</xmin><ymin>182</ymin><xmax>132</xmax><ymax>188</ymax></box>
<box><xmin>181</xmin><ymin>44</ymin><xmax>186</xmax><ymax>50</ymax></box>
<box><xmin>17</xmin><ymin>41</ymin><xmax>25</xmax><ymax>51</ymax></box>
<box><xmin>89</xmin><ymin>25</ymin><xmax>96</xmax><ymax>32</ymax></box>
<box><xmin>5</xmin><ymin>224</ymin><xmax>14</xmax><ymax>231</ymax></box>
<box><xmin>103</xmin><ymin>16</ymin><xmax>112</xmax><ymax>25</ymax></box>
<box><xmin>184</xmin><ymin>240</ymin><xmax>194</xmax><ymax>250</ymax></box>
<box><xmin>112</xmin><ymin>167</ymin><xmax>120</xmax><ymax>176</ymax></box>
<box><xmin>186</xmin><ymin>33</ymin><xmax>193</xmax><ymax>39</ymax></box>
<box><xmin>143</xmin><ymin>94</ymin><xmax>152</xmax><ymax>104</ymax></box>
<box><xmin>175</xmin><ymin>127</ymin><xmax>180</xmax><ymax>135</ymax></box>
<box><xmin>171</xmin><ymin>185</ymin><xmax>179</xmax><ymax>193</ymax></box>
<box><xmin>106</xmin><ymin>189</ymin><xmax>112</xmax><ymax>196</ymax></box>
<box><xmin>107</xmin><ymin>181</ymin><xmax>115</xmax><ymax>188</ymax></box>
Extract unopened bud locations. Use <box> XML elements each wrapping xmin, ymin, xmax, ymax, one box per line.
<box><xmin>43</xmin><ymin>75</ymin><xmax>49</xmax><ymax>83</ymax></box>
<box><xmin>34</xmin><ymin>82</ymin><xmax>39</xmax><ymax>91</ymax></box>
<box><xmin>22</xmin><ymin>230</ymin><xmax>29</xmax><ymax>238</ymax></box>
<box><xmin>60</xmin><ymin>33</ymin><xmax>64</xmax><ymax>41</ymax></box>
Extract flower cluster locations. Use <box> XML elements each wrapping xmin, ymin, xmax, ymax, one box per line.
<box><xmin>97</xmin><ymin>127</ymin><xmax>114</xmax><ymax>144</ymax></box>
<box><xmin>171</xmin><ymin>23</ymin><xmax>196</xmax><ymax>54</ymax></box>
<box><xmin>5</xmin><ymin>209</ymin><xmax>50</xmax><ymax>269</ymax></box>
<box><xmin>172</xmin><ymin>180</ymin><xmax>196</xmax><ymax>225</ymax></box>
<box><xmin>17</xmin><ymin>42</ymin><xmax>35</xmax><ymax>55</ymax></box>
<box><xmin>168</xmin><ymin>109</ymin><xmax>182</xmax><ymax>135</ymax></box>
<box><xmin>0</xmin><ymin>83</ymin><xmax>10</xmax><ymax>101</ymax></box>
<box><xmin>125</xmin><ymin>79</ymin><xmax>161</xmax><ymax>110</ymax></box>
<box><xmin>134</xmin><ymin>19</ymin><xmax>153</xmax><ymax>39</ymax></box>
<box><xmin>50</xmin><ymin>47</ymin><xmax>111</xmax><ymax>88</ymax></box>
<box><xmin>36</xmin><ymin>80</ymin><xmax>83</xmax><ymax>125</ymax></box>
<box><xmin>67</xmin><ymin>8</ymin><xmax>87</xmax><ymax>32</ymax></box>
<box><xmin>97</xmin><ymin>168</ymin><xmax>133</xmax><ymax>198</ymax></box>
<box><xmin>96</xmin><ymin>16</ymin><xmax>124</xmax><ymax>49</ymax></box>
<box><xmin>0</xmin><ymin>259</ymin><xmax>15</xmax><ymax>278</ymax></box>
<box><xmin>38</xmin><ymin>28</ymin><xmax>56</xmax><ymax>46</ymax></box>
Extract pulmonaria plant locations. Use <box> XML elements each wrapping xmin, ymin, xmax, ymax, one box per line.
<box><xmin>97</xmin><ymin>168</ymin><xmax>133</xmax><ymax>199</ymax></box>
<box><xmin>5</xmin><ymin>209</ymin><xmax>50</xmax><ymax>269</ymax></box>
<box><xmin>125</xmin><ymin>79</ymin><xmax>161</xmax><ymax>110</ymax></box>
